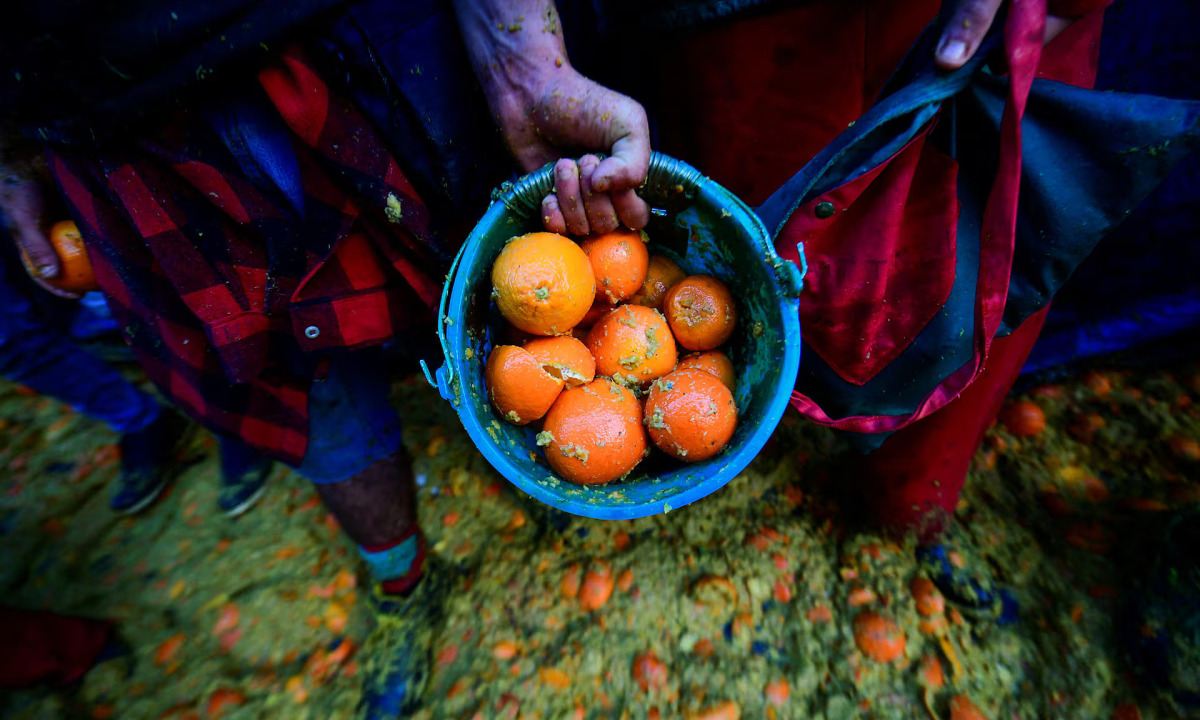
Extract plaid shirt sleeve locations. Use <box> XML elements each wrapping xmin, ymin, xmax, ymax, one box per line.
<box><xmin>46</xmin><ymin>44</ymin><xmax>447</xmax><ymax>465</ymax></box>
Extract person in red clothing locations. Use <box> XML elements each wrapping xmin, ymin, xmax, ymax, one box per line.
<box><xmin>0</xmin><ymin>609</ymin><xmax>120</xmax><ymax>691</ymax></box>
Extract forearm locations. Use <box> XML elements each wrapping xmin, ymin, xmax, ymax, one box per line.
<box><xmin>0</xmin><ymin>133</ymin><xmax>44</xmax><ymax>237</ymax></box>
<box><xmin>451</xmin><ymin>0</ymin><xmax>568</xmax><ymax>116</ymax></box>
<box><xmin>0</xmin><ymin>129</ymin><xmax>57</xmax><ymax>280</ymax></box>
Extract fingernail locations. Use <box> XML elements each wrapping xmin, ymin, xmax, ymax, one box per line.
<box><xmin>938</xmin><ymin>39</ymin><xmax>967</xmax><ymax>63</ymax></box>
<box><xmin>543</xmin><ymin>194</ymin><xmax>559</xmax><ymax>212</ymax></box>
<box><xmin>36</xmin><ymin>264</ymin><xmax>55</xmax><ymax>278</ymax></box>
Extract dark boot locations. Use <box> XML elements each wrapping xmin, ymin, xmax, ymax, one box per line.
<box><xmin>916</xmin><ymin>543</ymin><xmax>1019</xmax><ymax>625</ymax></box>
<box><xmin>359</xmin><ymin>558</ymin><xmax>453</xmax><ymax>719</ymax></box>
<box><xmin>216</xmin><ymin>435</ymin><xmax>272</xmax><ymax>517</ymax></box>
<box><xmin>110</xmin><ymin>409</ymin><xmax>190</xmax><ymax>514</ymax></box>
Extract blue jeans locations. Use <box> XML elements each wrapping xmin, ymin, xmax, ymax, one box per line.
<box><xmin>291</xmin><ymin>349</ymin><xmax>403</xmax><ymax>484</ymax></box>
<box><xmin>0</xmin><ymin>258</ymin><xmax>160</xmax><ymax>435</ymax></box>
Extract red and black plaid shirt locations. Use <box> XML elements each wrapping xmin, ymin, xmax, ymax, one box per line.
<box><xmin>49</xmin><ymin>47</ymin><xmax>444</xmax><ymax>464</ymax></box>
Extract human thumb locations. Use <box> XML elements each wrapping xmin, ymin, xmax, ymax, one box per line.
<box><xmin>590</xmin><ymin>106</ymin><xmax>650</xmax><ymax>193</ymax></box>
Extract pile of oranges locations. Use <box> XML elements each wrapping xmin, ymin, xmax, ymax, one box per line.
<box><xmin>484</xmin><ymin>230</ymin><xmax>740</xmax><ymax>486</ymax></box>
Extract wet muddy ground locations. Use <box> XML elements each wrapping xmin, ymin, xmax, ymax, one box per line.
<box><xmin>1</xmin><ymin>361</ymin><xmax>1197</xmax><ymax>719</ymax></box>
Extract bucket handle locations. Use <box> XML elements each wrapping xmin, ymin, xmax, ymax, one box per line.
<box><xmin>500</xmin><ymin>152</ymin><xmax>804</xmax><ymax>297</ymax></box>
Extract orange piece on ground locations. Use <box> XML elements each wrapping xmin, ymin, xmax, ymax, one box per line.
<box><xmin>491</xmin><ymin>232</ymin><xmax>596</xmax><ymax>335</ymax></box>
<box><xmin>581</xmin><ymin>229</ymin><xmax>650</xmax><ymax>304</ymax></box>
<box><xmin>918</xmin><ymin>654</ymin><xmax>945</xmax><ymax>689</ymax></box>
<box><xmin>948</xmin><ymin>695</ymin><xmax>990</xmax><ymax>720</ymax></box>
<box><xmin>852</xmin><ymin>611</ymin><xmax>906</xmax><ymax>663</ymax></box>
<box><xmin>632</xmin><ymin>650</ymin><xmax>669</xmax><ymax>692</ymax></box>
<box><xmin>686</xmin><ymin>700</ymin><xmax>740</xmax><ymax>720</ymax></box>
<box><xmin>847</xmin><ymin>586</ymin><xmax>877</xmax><ymax>607</ymax></box>
<box><xmin>493</xmin><ymin>641</ymin><xmax>519</xmax><ymax>660</ymax></box>
<box><xmin>586</xmin><ymin>305</ymin><xmax>678</xmax><ymax>384</ymax></box>
<box><xmin>154</xmin><ymin>633</ymin><xmax>186</xmax><ymax>665</ymax></box>
<box><xmin>663</xmin><ymin>275</ymin><xmax>738</xmax><ymax>351</ymax></box>
<box><xmin>333</xmin><ymin>568</ymin><xmax>357</xmax><ymax>591</ymax></box>
<box><xmin>205</xmin><ymin>688</ymin><xmax>247</xmax><ymax>719</ymax></box>
<box><xmin>538</xmin><ymin>667</ymin><xmax>572</xmax><ymax>689</ymax></box>
<box><xmin>212</xmin><ymin>604</ymin><xmax>240</xmax><ymax>636</ymax></box>
<box><xmin>437</xmin><ymin>644</ymin><xmax>458</xmax><ymax>667</ymax></box>
<box><xmin>324</xmin><ymin>602</ymin><xmax>348</xmax><ymax>633</ymax></box>
<box><xmin>579</xmin><ymin>561</ymin><xmax>615</xmax><ymax>611</ymax></box>
<box><xmin>764</xmin><ymin>678</ymin><xmax>790</xmax><ymax>707</ymax></box>
<box><xmin>773</xmin><ymin>579</ymin><xmax>792</xmax><ymax>603</ymax></box>
<box><xmin>523</xmin><ymin>335</ymin><xmax>596</xmax><ymax>387</ymax></box>
<box><xmin>998</xmin><ymin>401</ymin><xmax>1046</xmax><ymax>437</ymax></box>
<box><xmin>541</xmin><ymin>378</ymin><xmax>647</xmax><ymax>485</ymax></box>
<box><xmin>285</xmin><ymin>676</ymin><xmax>308</xmax><ymax>703</ymax></box>
<box><xmin>677</xmin><ymin>351</ymin><xmax>737</xmax><ymax>393</ymax></box>
<box><xmin>645</xmin><ymin>369</ymin><xmax>737</xmax><ymax>462</ymax></box>
<box><xmin>629</xmin><ymin>255</ymin><xmax>686</xmax><ymax>309</ymax></box>
<box><xmin>910</xmin><ymin>577</ymin><xmax>945</xmax><ymax>617</ymax></box>
<box><xmin>485</xmin><ymin>345</ymin><xmax>564</xmax><ymax>425</ymax></box>
<box><xmin>561</xmin><ymin>563</ymin><xmax>582</xmax><ymax>598</ymax></box>
<box><xmin>1169</xmin><ymin>435</ymin><xmax>1200</xmax><ymax>461</ymax></box>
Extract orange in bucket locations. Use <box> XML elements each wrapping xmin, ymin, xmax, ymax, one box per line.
<box><xmin>539</xmin><ymin>378</ymin><xmax>647</xmax><ymax>485</ymax></box>
<box><xmin>491</xmin><ymin>232</ymin><xmax>596</xmax><ymax>335</ymax></box>
<box><xmin>629</xmin><ymin>255</ymin><xmax>685</xmax><ymax>309</ymax></box>
<box><xmin>581</xmin><ymin>229</ymin><xmax>649</xmax><ymax>305</ymax></box>
<box><xmin>644</xmin><ymin>369</ymin><xmax>737</xmax><ymax>462</ymax></box>
<box><xmin>676</xmin><ymin>351</ymin><xmax>736</xmax><ymax>393</ymax></box>
<box><xmin>586</xmin><ymin>305</ymin><xmax>677</xmax><ymax>385</ymax></box>
<box><xmin>485</xmin><ymin>345</ymin><xmax>563</xmax><ymax>425</ymax></box>
<box><xmin>663</xmin><ymin>275</ymin><xmax>738</xmax><ymax>351</ymax></box>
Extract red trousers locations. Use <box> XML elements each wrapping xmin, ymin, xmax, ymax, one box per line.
<box><xmin>855</xmin><ymin>307</ymin><xmax>1049</xmax><ymax>539</ymax></box>
<box><xmin>657</xmin><ymin>1</ymin><xmax>1102</xmax><ymax>537</ymax></box>
<box><xmin>0</xmin><ymin>608</ymin><xmax>111</xmax><ymax>689</ymax></box>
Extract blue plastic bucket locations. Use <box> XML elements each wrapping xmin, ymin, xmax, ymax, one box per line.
<box><xmin>421</xmin><ymin>152</ymin><xmax>806</xmax><ymax>520</ymax></box>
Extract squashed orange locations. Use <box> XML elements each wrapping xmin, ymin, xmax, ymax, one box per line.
<box><xmin>485</xmin><ymin>345</ymin><xmax>563</xmax><ymax>425</ymax></box>
<box><xmin>523</xmin><ymin>336</ymin><xmax>596</xmax><ymax>387</ymax></box>
<box><xmin>629</xmin><ymin>255</ymin><xmax>685</xmax><ymax>309</ymax></box>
